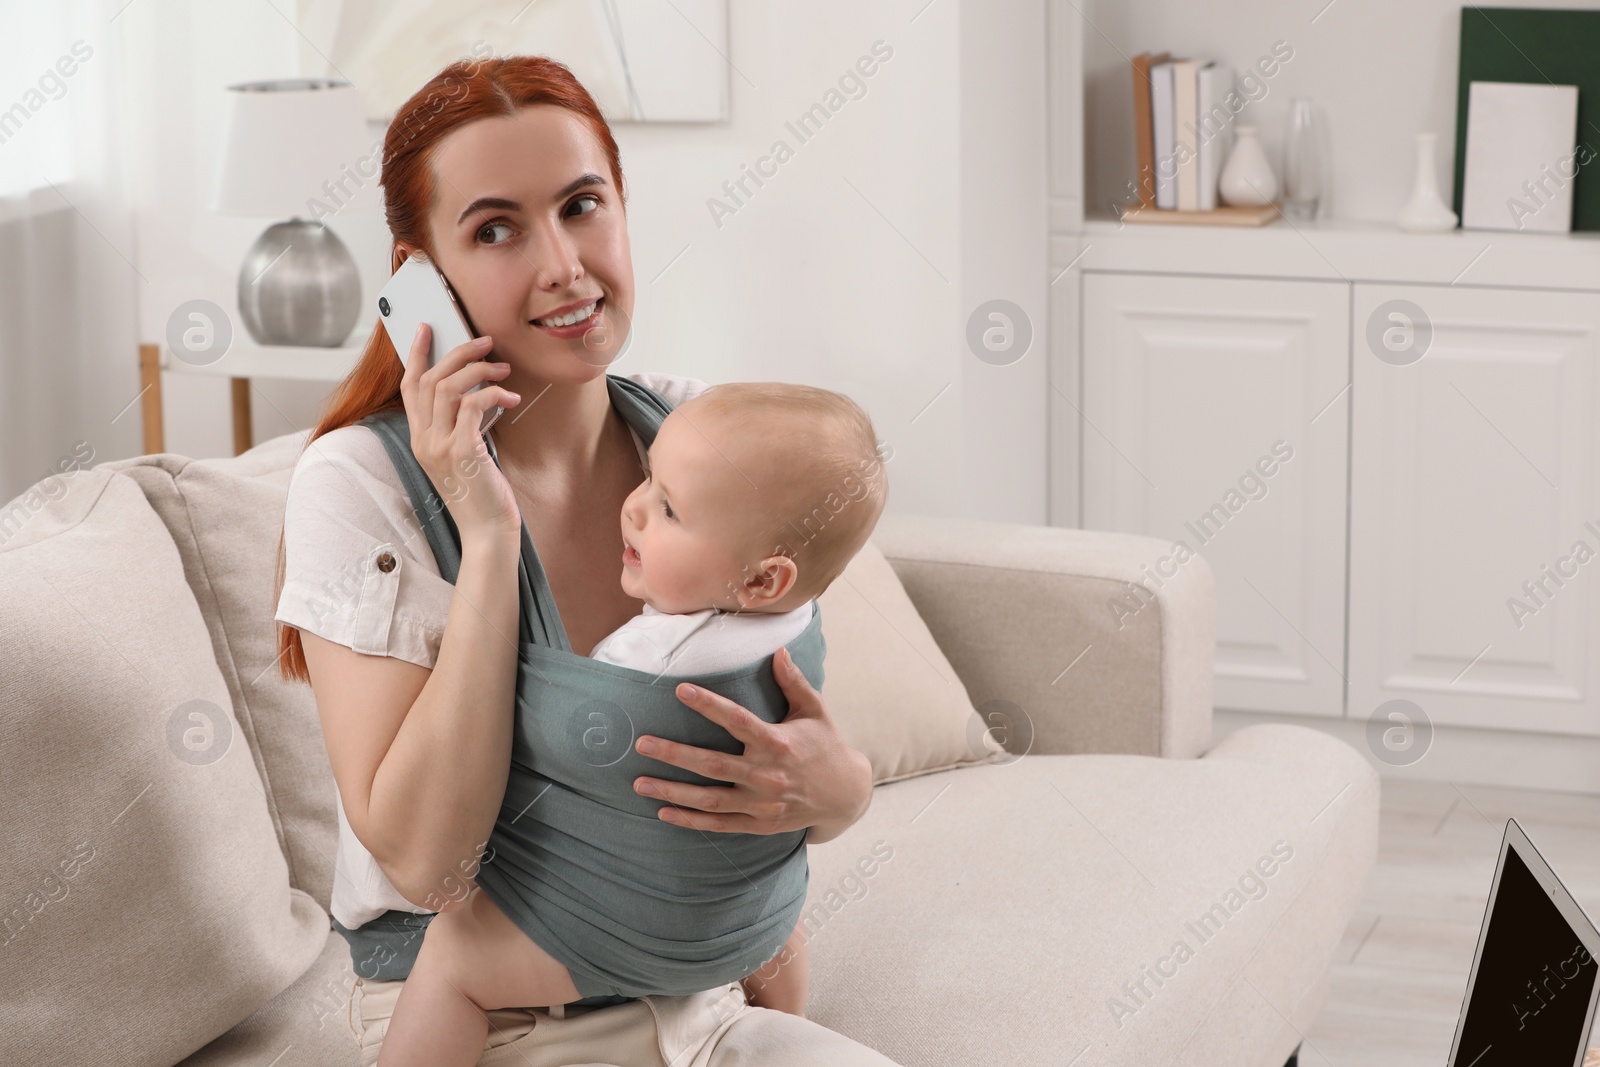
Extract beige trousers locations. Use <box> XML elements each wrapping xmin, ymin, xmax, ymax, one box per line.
<box><xmin>346</xmin><ymin>974</ymin><xmax>904</xmax><ymax>1067</ymax></box>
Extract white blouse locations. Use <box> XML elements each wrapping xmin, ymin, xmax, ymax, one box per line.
<box><xmin>274</xmin><ymin>370</ymin><xmax>711</xmax><ymax>929</ymax></box>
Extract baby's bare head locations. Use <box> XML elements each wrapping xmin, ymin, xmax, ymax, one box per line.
<box><xmin>666</xmin><ymin>382</ymin><xmax>889</xmax><ymax>605</ymax></box>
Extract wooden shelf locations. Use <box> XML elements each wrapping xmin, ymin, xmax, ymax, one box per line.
<box><xmin>1118</xmin><ymin>203</ymin><xmax>1283</xmax><ymax>227</ymax></box>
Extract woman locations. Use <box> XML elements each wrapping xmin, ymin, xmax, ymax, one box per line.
<box><xmin>272</xmin><ymin>54</ymin><xmax>885</xmax><ymax>1066</ymax></box>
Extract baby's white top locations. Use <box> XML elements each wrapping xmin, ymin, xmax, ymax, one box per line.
<box><xmin>589</xmin><ymin>601</ymin><xmax>815</xmax><ymax>677</ymax></box>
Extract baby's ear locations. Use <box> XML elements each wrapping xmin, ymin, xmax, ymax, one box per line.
<box><xmin>755</xmin><ymin>554</ymin><xmax>801</xmax><ymax>603</ymax></box>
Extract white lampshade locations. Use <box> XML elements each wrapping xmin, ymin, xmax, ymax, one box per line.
<box><xmin>211</xmin><ymin>78</ymin><xmax>373</xmax><ymax>218</ymax></box>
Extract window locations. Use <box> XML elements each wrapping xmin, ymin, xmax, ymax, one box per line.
<box><xmin>0</xmin><ymin>4</ymin><xmax>79</xmax><ymax>199</ymax></box>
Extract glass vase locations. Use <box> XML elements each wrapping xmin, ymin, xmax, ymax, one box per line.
<box><xmin>1283</xmin><ymin>97</ymin><xmax>1322</xmax><ymax>221</ymax></box>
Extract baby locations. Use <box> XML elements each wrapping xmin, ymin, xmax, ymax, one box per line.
<box><xmin>377</xmin><ymin>382</ymin><xmax>889</xmax><ymax>1067</ymax></box>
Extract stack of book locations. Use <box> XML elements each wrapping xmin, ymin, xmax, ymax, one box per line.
<box><xmin>1130</xmin><ymin>53</ymin><xmax>1237</xmax><ymax>213</ymax></box>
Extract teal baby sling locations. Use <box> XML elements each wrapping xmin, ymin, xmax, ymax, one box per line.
<box><xmin>330</xmin><ymin>374</ymin><xmax>822</xmax><ymax>1005</ymax></box>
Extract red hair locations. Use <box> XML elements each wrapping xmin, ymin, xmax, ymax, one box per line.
<box><xmin>274</xmin><ymin>54</ymin><xmax>626</xmax><ymax>684</ymax></box>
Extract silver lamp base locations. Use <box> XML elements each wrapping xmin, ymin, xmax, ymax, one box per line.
<box><xmin>237</xmin><ymin>219</ymin><xmax>361</xmax><ymax>347</ymax></box>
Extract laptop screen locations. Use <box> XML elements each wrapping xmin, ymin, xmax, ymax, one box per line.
<box><xmin>1451</xmin><ymin>841</ymin><xmax>1599</xmax><ymax>1065</ymax></box>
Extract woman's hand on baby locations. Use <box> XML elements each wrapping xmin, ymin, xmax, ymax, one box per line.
<box><xmin>631</xmin><ymin>646</ymin><xmax>873</xmax><ymax>840</ymax></box>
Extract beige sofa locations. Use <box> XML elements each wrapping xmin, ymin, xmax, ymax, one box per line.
<box><xmin>0</xmin><ymin>429</ymin><xmax>1378</xmax><ymax>1067</ymax></box>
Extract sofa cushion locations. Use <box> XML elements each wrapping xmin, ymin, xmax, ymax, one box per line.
<box><xmin>799</xmin><ymin>724</ymin><xmax>1380</xmax><ymax>1067</ymax></box>
<box><xmin>818</xmin><ymin>537</ymin><xmax>1006</xmax><ymax>784</ymax></box>
<box><xmin>100</xmin><ymin>432</ymin><xmax>341</xmax><ymax>915</ymax></box>
<box><xmin>871</xmin><ymin>515</ymin><xmax>1216</xmax><ymax>760</ymax></box>
<box><xmin>0</xmin><ymin>467</ymin><xmax>327</xmax><ymax>1065</ymax></box>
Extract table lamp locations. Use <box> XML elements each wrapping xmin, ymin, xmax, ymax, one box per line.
<box><xmin>211</xmin><ymin>78</ymin><xmax>370</xmax><ymax>347</ymax></box>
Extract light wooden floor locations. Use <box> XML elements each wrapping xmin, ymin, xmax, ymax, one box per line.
<box><xmin>1297</xmin><ymin>778</ymin><xmax>1600</xmax><ymax>1066</ymax></box>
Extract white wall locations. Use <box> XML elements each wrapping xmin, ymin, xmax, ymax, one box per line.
<box><xmin>1081</xmin><ymin>0</ymin><xmax>1599</xmax><ymax>224</ymax></box>
<box><xmin>959</xmin><ymin>0</ymin><xmax>1050</xmax><ymax>524</ymax></box>
<box><xmin>606</xmin><ymin>5</ymin><xmax>968</xmax><ymax>520</ymax></box>
<box><xmin>121</xmin><ymin>0</ymin><xmax>1050</xmax><ymax>524</ymax></box>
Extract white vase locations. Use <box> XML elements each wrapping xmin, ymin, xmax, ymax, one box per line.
<box><xmin>1396</xmin><ymin>132</ymin><xmax>1458</xmax><ymax>232</ymax></box>
<box><xmin>1219</xmin><ymin>125</ymin><xmax>1277</xmax><ymax>207</ymax></box>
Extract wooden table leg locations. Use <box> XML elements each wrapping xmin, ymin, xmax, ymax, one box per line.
<box><xmin>138</xmin><ymin>343</ymin><xmax>164</xmax><ymax>455</ymax></box>
<box><xmin>231</xmin><ymin>377</ymin><xmax>252</xmax><ymax>456</ymax></box>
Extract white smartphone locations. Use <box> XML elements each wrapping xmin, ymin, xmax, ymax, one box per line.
<box><xmin>376</xmin><ymin>250</ymin><xmax>504</xmax><ymax>435</ymax></box>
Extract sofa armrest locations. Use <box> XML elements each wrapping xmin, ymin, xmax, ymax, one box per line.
<box><xmin>868</xmin><ymin>514</ymin><xmax>1215</xmax><ymax>760</ymax></box>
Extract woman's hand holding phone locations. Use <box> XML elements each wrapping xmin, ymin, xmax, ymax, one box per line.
<box><xmin>398</xmin><ymin>322</ymin><xmax>523</xmax><ymax>547</ymax></box>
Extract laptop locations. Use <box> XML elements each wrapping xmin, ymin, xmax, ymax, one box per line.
<box><xmin>1446</xmin><ymin>817</ymin><xmax>1600</xmax><ymax>1066</ymax></box>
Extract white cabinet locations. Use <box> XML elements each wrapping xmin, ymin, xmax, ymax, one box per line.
<box><xmin>1066</xmin><ymin>223</ymin><xmax>1600</xmax><ymax>782</ymax></box>
<box><xmin>1082</xmin><ymin>272</ymin><xmax>1350</xmax><ymax>718</ymax></box>
<box><xmin>1349</xmin><ymin>284</ymin><xmax>1600</xmax><ymax>738</ymax></box>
